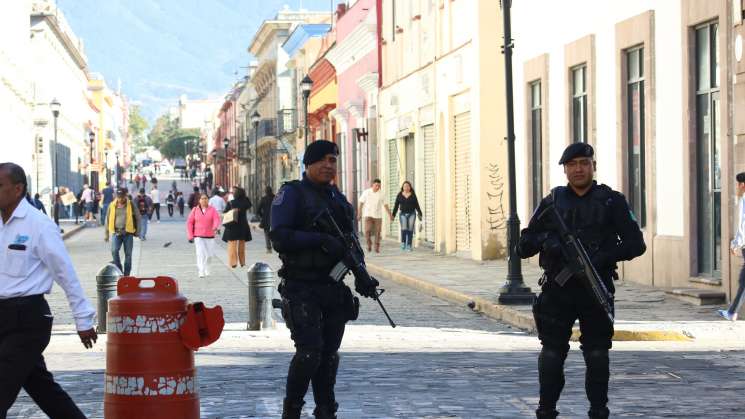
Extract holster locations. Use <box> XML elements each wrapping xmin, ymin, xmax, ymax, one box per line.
<box><xmin>342</xmin><ymin>286</ymin><xmax>359</xmax><ymax>321</ymax></box>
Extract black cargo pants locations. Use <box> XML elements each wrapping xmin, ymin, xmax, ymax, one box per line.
<box><xmin>279</xmin><ymin>279</ymin><xmax>358</xmax><ymax>409</ymax></box>
<box><xmin>532</xmin><ymin>279</ymin><xmax>614</xmax><ymax>417</ymax></box>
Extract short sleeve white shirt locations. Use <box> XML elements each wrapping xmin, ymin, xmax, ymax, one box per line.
<box><xmin>150</xmin><ymin>189</ymin><xmax>160</xmax><ymax>204</ymax></box>
<box><xmin>359</xmin><ymin>188</ymin><xmax>386</xmax><ymax>219</ymax></box>
<box><xmin>0</xmin><ymin>199</ymin><xmax>96</xmax><ymax>330</ymax></box>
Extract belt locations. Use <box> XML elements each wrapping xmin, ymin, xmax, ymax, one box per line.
<box><xmin>0</xmin><ymin>294</ymin><xmax>44</xmax><ymax>307</ymax></box>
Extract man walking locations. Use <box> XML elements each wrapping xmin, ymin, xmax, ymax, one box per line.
<box><xmin>100</xmin><ymin>182</ymin><xmax>115</xmax><ymax>226</ymax></box>
<box><xmin>271</xmin><ymin>141</ymin><xmax>379</xmax><ymax>418</ymax></box>
<box><xmin>516</xmin><ymin>143</ymin><xmax>646</xmax><ymax>419</ymax></box>
<box><xmin>150</xmin><ymin>185</ymin><xmax>161</xmax><ymax>223</ymax></box>
<box><xmin>0</xmin><ymin>162</ymin><xmax>97</xmax><ymax>418</ymax></box>
<box><xmin>718</xmin><ymin>172</ymin><xmax>745</xmax><ymax>321</ymax></box>
<box><xmin>79</xmin><ymin>184</ymin><xmax>95</xmax><ymax>222</ymax></box>
<box><xmin>358</xmin><ymin>179</ymin><xmax>392</xmax><ymax>253</ymax></box>
<box><xmin>105</xmin><ymin>188</ymin><xmax>140</xmax><ymax>276</ymax></box>
<box><xmin>134</xmin><ymin>188</ymin><xmax>152</xmax><ymax>241</ymax></box>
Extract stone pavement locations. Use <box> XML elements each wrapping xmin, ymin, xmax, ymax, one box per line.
<box><xmin>365</xmin><ymin>241</ymin><xmax>745</xmax><ymax>342</ymax></box>
<box><xmin>8</xmin><ymin>214</ymin><xmax>744</xmax><ymax>418</ymax></box>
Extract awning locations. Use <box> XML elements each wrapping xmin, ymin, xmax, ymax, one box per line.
<box><xmin>308</xmin><ymin>80</ymin><xmax>337</xmax><ymax>114</ymax></box>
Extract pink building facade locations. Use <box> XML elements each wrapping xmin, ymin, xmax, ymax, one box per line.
<box><xmin>327</xmin><ymin>0</ymin><xmax>380</xmax><ymax>209</ymax></box>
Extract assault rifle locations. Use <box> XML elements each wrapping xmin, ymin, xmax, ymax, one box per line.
<box><xmin>537</xmin><ymin>202</ymin><xmax>615</xmax><ymax>324</ymax></box>
<box><xmin>314</xmin><ymin>208</ymin><xmax>396</xmax><ymax>328</ymax></box>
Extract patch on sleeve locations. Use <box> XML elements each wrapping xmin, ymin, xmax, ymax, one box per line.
<box><xmin>272</xmin><ymin>189</ymin><xmax>286</xmax><ymax>206</ymax></box>
<box><xmin>629</xmin><ymin>210</ymin><xmax>638</xmax><ymax>223</ymax></box>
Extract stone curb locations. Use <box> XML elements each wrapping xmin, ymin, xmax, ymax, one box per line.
<box><xmin>367</xmin><ymin>263</ymin><xmax>693</xmax><ymax>342</ymax></box>
<box><xmin>62</xmin><ymin>223</ymin><xmax>87</xmax><ymax>241</ymax></box>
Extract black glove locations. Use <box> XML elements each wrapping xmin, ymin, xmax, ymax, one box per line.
<box><xmin>320</xmin><ymin>234</ymin><xmax>347</xmax><ymax>260</ymax></box>
<box><xmin>540</xmin><ymin>232</ymin><xmax>562</xmax><ymax>258</ymax></box>
<box><xmin>354</xmin><ymin>271</ymin><xmax>379</xmax><ymax>299</ymax></box>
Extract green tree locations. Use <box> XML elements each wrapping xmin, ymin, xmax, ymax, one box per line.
<box><xmin>128</xmin><ymin>105</ymin><xmax>150</xmax><ymax>153</ymax></box>
<box><xmin>159</xmin><ymin>130</ymin><xmax>201</xmax><ymax>159</ymax></box>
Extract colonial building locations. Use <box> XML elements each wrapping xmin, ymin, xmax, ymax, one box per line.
<box><xmin>0</xmin><ymin>0</ymin><xmax>34</xmax><ymax>185</ymax></box>
<box><xmin>511</xmin><ymin>0</ymin><xmax>745</xmax><ymax>302</ymax></box>
<box><xmin>378</xmin><ymin>0</ymin><xmax>509</xmax><ymax>260</ymax></box>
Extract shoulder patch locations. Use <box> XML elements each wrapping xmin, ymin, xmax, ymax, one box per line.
<box><xmin>629</xmin><ymin>210</ymin><xmax>638</xmax><ymax>223</ymax></box>
<box><xmin>272</xmin><ymin>189</ymin><xmax>286</xmax><ymax>206</ymax></box>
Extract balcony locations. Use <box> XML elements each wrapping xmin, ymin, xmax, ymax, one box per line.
<box><xmin>256</xmin><ymin>118</ymin><xmax>276</xmax><ymax>138</ymax></box>
<box><xmin>237</xmin><ymin>141</ymin><xmax>250</xmax><ymax>160</ymax></box>
<box><xmin>277</xmin><ymin>109</ymin><xmax>297</xmax><ymax>135</ymax></box>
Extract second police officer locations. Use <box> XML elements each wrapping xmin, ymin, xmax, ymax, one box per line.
<box><xmin>517</xmin><ymin>143</ymin><xmax>646</xmax><ymax>419</ymax></box>
<box><xmin>270</xmin><ymin>140</ymin><xmax>379</xmax><ymax>419</ymax></box>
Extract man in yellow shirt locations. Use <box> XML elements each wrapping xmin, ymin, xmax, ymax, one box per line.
<box><xmin>104</xmin><ymin>188</ymin><xmax>141</xmax><ymax>275</ymax></box>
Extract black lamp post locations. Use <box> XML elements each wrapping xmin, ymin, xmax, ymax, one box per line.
<box><xmin>251</xmin><ymin>111</ymin><xmax>260</xmax><ymax>205</ymax></box>
<box><xmin>496</xmin><ymin>0</ymin><xmax>535</xmax><ymax>304</ymax></box>
<box><xmin>50</xmin><ymin>98</ymin><xmax>60</xmax><ymax>226</ymax></box>
<box><xmin>301</xmin><ymin>75</ymin><xmax>313</xmax><ymax>147</ymax></box>
<box><xmin>115</xmin><ymin>152</ymin><xmax>120</xmax><ymax>188</ymax></box>
<box><xmin>223</xmin><ymin>137</ymin><xmax>229</xmax><ymax>187</ymax></box>
<box><xmin>88</xmin><ymin>131</ymin><xmax>95</xmax><ymax>189</ymax></box>
<box><xmin>104</xmin><ymin>151</ymin><xmax>109</xmax><ymax>185</ymax></box>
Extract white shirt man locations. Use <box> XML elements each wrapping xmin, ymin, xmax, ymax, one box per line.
<box><xmin>0</xmin><ymin>162</ymin><xmax>96</xmax><ymax>416</ymax></box>
<box><xmin>358</xmin><ymin>179</ymin><xmax>392</xmax><ymax>253</ymax></box>
<box><xmin>209</xmin><ymin>192</ymin><xmax>227</xmax><ymax>214</ymax></box>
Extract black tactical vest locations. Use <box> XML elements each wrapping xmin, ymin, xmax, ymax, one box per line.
<box><xmin>278</xmin><ymin>180</ymin><xmax>351</xmax><ymax>281</ymax></box>
<box><xmin>551</xmin><ymin>184</ymin><xmax>617</xmax><ymax>257</ymax></box>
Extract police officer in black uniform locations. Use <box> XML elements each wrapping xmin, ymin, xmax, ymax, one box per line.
<box><xmin>270</xmin><ymin>140</ymin><xmax>379</xmax><ymax>419</ymax></box>
<box><xmin>517</xmin><ymin>143</ymin><xmax>646</xmax><ymax>419</ymax></box>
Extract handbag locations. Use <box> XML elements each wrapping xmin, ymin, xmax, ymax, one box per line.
<box><xmin>222</xmin><ymin>209</ymin><xmax>238</xmax><ymax>226</ymax></box>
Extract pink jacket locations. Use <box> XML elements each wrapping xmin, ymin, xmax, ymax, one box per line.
<box><xmin>187</xmin><ymin>205</ymin><xmax>221</xmax><ymax>240</ymax></box>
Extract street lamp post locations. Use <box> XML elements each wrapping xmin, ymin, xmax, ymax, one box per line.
<box><xmin>88</xmin><ymin>131</ymin><xmax>95</xmax><ymax>189</ymax></box>
<box><xmin>104</xmin><ymin>151</ymin><xmax>109</xmax><ymax>185</ymax></box>
<box><xmin>223</xmin><ymin>137</ymin><xmax>229</xmax><ymax>187</ymax></box>
<box><xmin>301</xmin><ymin>75</ymin><xmax>313</xmax><ymax>148</ymax></box>
<box><xmin>251</xmin><ymin>111</ymin><xmax>260</xmax><ymax>206</ymax></box>
<box><xmin>50</xmin><ymin>98</ymin><xmax>60</xmax><ymax>227</ymax></box>
<box><xmin>496</xmin><ymin>0</ymin><xmax>535</xmax><ymax>304</ymax></box>
<box><xmin>115</xmin><ymin>152</ymin><xmax>120</xmax><ymax>188</ymax></box>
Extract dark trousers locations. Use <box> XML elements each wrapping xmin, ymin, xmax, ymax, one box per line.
<box><xmin>153</xmin><ymin>203</ymin><xmax>161</xmax><ymax>220</ymax></box>
<box><xmin>279</xmin><ymin>280</ymin><xmax>352</xmax><ymax>409</ymax></box>
<box><xmin>729</xmin><ymin>249</ymin><xmax>745</xmax><ymax>315</ymax></box>
<box><xmin>263</xmin><ymin>229</ymin><xmax>272</xmax><ymax>251</ymax></box>
<box><xmin>533</xmin><ymin>281</ymin><xmax>614</xmax><ymax>418</ymax></box>
<box><xmin>0</xmin><ymin>296</ymin><xmax>86</xmax><ymax>419</ymax></box>
<box><xmin>167</xmin><ymin>204</ymin><xmax>174</xmax><ymax>217</ymax></box>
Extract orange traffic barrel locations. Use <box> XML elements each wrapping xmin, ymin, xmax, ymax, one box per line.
<box><xmin>104</xmin><ymin>276</ymin><xmax>198</xmax><ymax>419</ymax></box>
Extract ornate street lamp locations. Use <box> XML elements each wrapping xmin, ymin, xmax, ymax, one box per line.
<box><xmin>251</xmin><ymin>111</ymin><xmax>260</xmax><ymax>205</ymax></box>
<box><xmin>115</xmin><ymin>152</ymin><xmax>120</xmax><ymax>188</ymax></box>
<box><xmin>50</xmin><ymin>98</ymin><xmax>61</xmax><ymax>226</ymax></box>
<box><xmin>88</xmin><ymin>131</ymin><xmax>95</xmax><ymax>189</ymax></box>
<box><xmin>301</xmin><ymin>75</ymin><xmax>313</xmax><ymax>147</ymax></box>
<box><xmin>223</xmin><ymin>137</ymin><xmax>229</xmax><ymax>187</ymax></box>
<box><xmin>496</xmin><ymin>0</ymin><xmax>535</xmax><ymax>304</ymax></box>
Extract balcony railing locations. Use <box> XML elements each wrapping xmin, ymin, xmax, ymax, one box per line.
<box><xmin>257</xmin><ymin>118</ymin><xmax>276</xmax><ymax>138</ymax></box>
<box><xmin>237</xmin><ymin>141</ymin><xmax>250</xmax><ymax>160</ymax></box>
<box><xmin>277</xmin><ymin>109</ymin><xmax>297</xmax><ymax>134</ymax></box>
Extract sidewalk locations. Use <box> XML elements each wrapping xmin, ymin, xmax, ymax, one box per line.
<box><xmin>365</xmin><ymin>240</ymin><xmax>745</xmax><ymax>342</ymax></box>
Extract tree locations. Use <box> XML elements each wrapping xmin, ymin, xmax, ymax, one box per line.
<box><xmin>159</xmin><ymin>130</ymin><xmax>201</xmax><ymax>159</ymax></box>
<box><xmin>128</xmin><ymin>105</ymin><xmax>150</xmax><ymax>153</ymax></box>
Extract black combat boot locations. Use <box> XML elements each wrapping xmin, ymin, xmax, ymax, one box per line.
<box><xmin>313</xmin><ymin>402</ymin><xmax>338</xmax><ymax>419</ymax></box>
<box><xmin>535</xmin><ymin>408</ymin><xmax>559</xmax><ymax>419</ymax></box>
<box><xmin>282</xmin><ymin>399</ymin><xmax>304</xmax><ymax>419</ymax></box>
<box><xmin>588</xmin><ymin>406</ymin><xmax>609</xmax><ymax>419</ymax></box>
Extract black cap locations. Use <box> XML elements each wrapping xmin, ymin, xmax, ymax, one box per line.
<box><xmin>302</xmin><ymin>140</ymin><xmax>339</xmax><ymax>166</ymax></box>
<box><xmin>559</xmin><ymin>142</ymin><xmax>594</xmax><ymax>165</ymax></box>
<box><xmin>116</xmin><ymin>188</ymin><xmax>128</xmax><ymax>196</ymax></box>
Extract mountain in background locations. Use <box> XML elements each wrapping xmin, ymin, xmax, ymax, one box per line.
<box><xmin>61</xmin><ymin>0</ymin><xmax>335</xmax><ymax>122</ymax></box>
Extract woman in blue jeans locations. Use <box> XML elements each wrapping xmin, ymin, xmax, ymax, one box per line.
<box><xmin>391</xmin><ymin>181</ymin><xmax>423</xmax><ymax>251</ymax></box>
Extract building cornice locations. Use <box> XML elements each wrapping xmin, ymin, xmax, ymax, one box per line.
<box><xmin>325</xmin><ymin>20</ymin><xmax>376</xmax><ymax>75</ymax></box>
<box><xmin>248</xmin><ymin>21</ymin><xmax>293</xmax><ymax>56</ymax></box>
<box><xmin>31</xmin><ymin>3</ymin><xmax>88</xmax><ymax>72</ymax></box>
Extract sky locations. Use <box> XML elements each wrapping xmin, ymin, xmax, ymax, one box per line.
<box><xmin>61</xmin><ymin>0</ymin><xmax>337</xmax><ymax>122</ymax></box>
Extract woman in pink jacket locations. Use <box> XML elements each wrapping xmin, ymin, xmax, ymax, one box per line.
<box><xmin>187</xmin><ymin>194</ymin><xmax>221</xmax><ymax>277</ymax></box>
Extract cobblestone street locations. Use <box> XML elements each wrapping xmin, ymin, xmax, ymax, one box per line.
<box><xmin>4</xmin><ymin>214</ymin><xmax>744</xmax><ymax>418</ymax></box>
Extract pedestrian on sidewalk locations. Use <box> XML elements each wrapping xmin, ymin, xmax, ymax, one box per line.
<box><xmin>101</xmin><ymin>182</ymin><xmax>115</xmax><ymax>226</ymax></box>
<box><xmin>257</xmin><ymin>186</ymin><xmax>275</xmax><ymax>254</ymax></box>
<box><xmin>516</xmin><ymin>143</ymin><xmax>646</xmax><ymax>419</ymax></box>
<box><xmin>187</xmin><ymin>194</ymin><xmax>221</xmax><ymax>278</ymax></box>
<box><xmin>391</xmin><ymin>181</ymin><xmax>423</xmax><ymax>251</ymax></box>
<box><xmin>208</xmin><ymin>188</ymin><xmax>226</xmax><ymax>235</ymax></box>
<box><xmin>718</xmin><ymin>172</ymin><xmax>745</xmax><ymax>321</ymax></box>
<box><xmin>134</xmin><ymin>173</ymin><xmax>141</xmax><ymax>190</ymax></box>
<box><xmin>176</xmin><ymin>192</ymin><xmax>185</xmax><ymax>217</ymax></box>
<box><xmin>0</xmin><ymin>162</ymin><xmax>97</xmax><ymax>418</ymax></box>
<box><xmin>32</xmin><ymin>193</ymin><xmax>46</xmax><ymax>215</ymax></box>
<box><xmin>134</xmin><ymin>188</ymin><xmax>153</xmax><ymax>241</ymax></box>
<box><xmin>358</xmin><ymin>179</ymin><xmax>392</xmax><ymax>253</ymax></box>
<box><xmin>165</xmin><ymin>191</ymin><xmax>175</xmax><ymax>217</ymax></box>
<box><xmin>271</xmin><ymin>140</ymin><xmax>379</xmax><ymax>418</ymax></box>
<box><xmin>222</xmin><ymin>186</ymin><xmax>252</xmax><ymax>268</ymax></box>
<box><xmin>79</xmin><ymin>184</ymin><xmax>95</xmax><ymax>222</ymax></box>
<box><xmin>150</xmin><ymin>185</ymin><xmax>161</xmax><ymax>222</ymax></box>
<box><xmin>105</xmin><ymin>188</ymin><xmax>141</xmax><ymax>276</ymax></box>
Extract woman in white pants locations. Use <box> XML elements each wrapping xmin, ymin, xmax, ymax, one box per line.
<box><xmin>186</xmin><ymin>194</ymin><xmax>221</xmax><ymax>277</ymax></box>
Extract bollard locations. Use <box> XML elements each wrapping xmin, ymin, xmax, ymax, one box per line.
<box><xmin>96</xmin><ymin>263</ymin><xmax>123</xmax><ymax>333</ymax></box>
<box><xmin>247</xmin><ymin>262</ymin><xmax>276</xmax><ymax>330</ymax></box>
